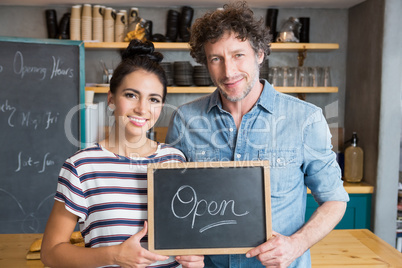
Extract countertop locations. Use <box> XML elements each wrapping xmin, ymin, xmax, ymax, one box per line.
<box><xmin>307</xmin><ymin>181</ymin><xmax>374</xmax><ymax>194</ymax></box>
<box><xmin>1</xmin><ymin>229</ymin><xmax>401</xmax><ymax>267</ymax></box>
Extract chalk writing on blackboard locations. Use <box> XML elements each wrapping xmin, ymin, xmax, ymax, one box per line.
<box><xmin>50</xmin><ymin>56</ymin><xmax>74</xmax><ymax>79</ymax></box>
<box><xmin>0</xmin><ymin>99</ymin><xmax>16</xmax><ymax>127</ymax></box>
<box><xmin>0</xmin><ymin>99</ymin><xmax>60</xmax><ymax>129</ymax></box>
<box><xmin>13</xmin><ymin>51</ymin><xmax>47</xmax><ymax>80</ymax></box>
<box><xmin>171</xmin><ymin>185</ymin><xmax>249</xmax><ymax>233</ymax></box>
<box><xmin>12</xmin><ymin>51</ymin><xmax>74</xmax><ymax>80</ymax></box>
<box><xmin>15</xmin><ymin>151</ymin><xmax>55</xmax><ymax>173</ymax></box>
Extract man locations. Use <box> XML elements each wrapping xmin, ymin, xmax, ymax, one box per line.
<box><xmin>166</xmin><ymin>2</ymin><xmax>349</xmax><ymax>267</ymax></box>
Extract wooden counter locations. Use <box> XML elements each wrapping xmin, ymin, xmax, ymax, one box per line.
<box><xmin>311</xmin><ymin>229</ymin><xmax>402</xmax><ymax>267</ymax></box>
<box><xmin>0</xmin><ymin>233</ymin><xmax>44</xmax><ymax>268</ymax></box>
<box><xmin>0</xmin><ymin>230</ymin><xmax>401</xmax><ymax>267</ymax></box>
<box><xmin>307</xmin><ymin>181</ymin><xmax>374</xmax><ymax>194</ymax></box>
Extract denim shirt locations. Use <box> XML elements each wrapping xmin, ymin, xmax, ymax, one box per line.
<box><xmin>166</xmin><ymin>80</ymin><xmax>349</xmax><ymax>268</ymax></box>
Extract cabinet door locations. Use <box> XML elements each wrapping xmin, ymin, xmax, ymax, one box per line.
<box><xmin>306</xmin><ymin>194</ymin><xmax>372</xmax><ymax>229</ymax></box>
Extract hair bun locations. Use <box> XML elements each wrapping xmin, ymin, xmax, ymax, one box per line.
<box><xmin>122</xmin><ymin>39</ymin><xmax>163</xmax><ymax>63</ymax></box>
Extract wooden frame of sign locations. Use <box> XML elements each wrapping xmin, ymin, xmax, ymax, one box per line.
<box><xmin>147</xmin><ymin>160</ymin><xmax>271</xmax><ymax>255</ymax></box>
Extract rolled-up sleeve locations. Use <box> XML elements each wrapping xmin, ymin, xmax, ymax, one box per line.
<box><xmin>302</xmin><ymin>109</ymin><xmax>349</xmax><ymax>205</ymax></box>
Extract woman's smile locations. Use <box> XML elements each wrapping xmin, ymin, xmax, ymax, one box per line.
<box><xmin>128</xmin><ymin>116</ymin><xmax>148</xmax><ymax>127</ymax></box>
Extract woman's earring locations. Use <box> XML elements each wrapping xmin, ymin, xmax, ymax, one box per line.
<box><xmin>108</xmin><ymin>103</ymin><xmax>115</xmax><ymax>112</ymax></box>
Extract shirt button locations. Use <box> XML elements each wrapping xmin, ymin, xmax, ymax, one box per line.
<box><xmin>201</xmin><ymin>151</ymin><xmax>205</xmax><ymax>155</ymax></box>
<box><xmin>229</xmin><ymin>128</ymin><xmax>234</xmax><ymax>132</ymax></box>
<box><xmin>236</xmin><ymin>154</ymin><xmax>241</xmax><ymax>158</ymax></box>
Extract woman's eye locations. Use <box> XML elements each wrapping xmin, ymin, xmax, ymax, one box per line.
<box><xmin>125</xmin><ymin>93</ymin><xmax>137</xmax><ymax>99</ymax></box>
<box><xmin>150</xmin><ymin>98</ymin><xmax>161</xmax><ymax>103</ymax></box>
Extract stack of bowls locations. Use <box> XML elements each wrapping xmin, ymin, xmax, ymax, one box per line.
<box><xmin>174</xmin><ymin>61</ymin><xmax>193</xmax><ymax>86</ymax></box>
<box><xmin>160</xmin><ymin>62</ymin><xmax>174</xmax><ymax>86</ymax></box>
<box><xmin>193</xmin><ymin>65</ymin><xmax>213</xmax><ymax>86</ymax></box>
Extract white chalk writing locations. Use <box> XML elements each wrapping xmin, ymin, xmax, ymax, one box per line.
<box><xmin>171</xmin><ymin>185</ymin><xmax>249</xmax><ymax>233</ymax></box>
<box><xmin>13</xmin><ymin>51</ymin><xmax>47</xmax><ymax>80</ymax></box>
<box><xmin>0</xmin><ymin>99</ymin><xmax>59</xmax><ymax>129</ymax></box>
<box><xmin>0</xmin><ymin>99</ymin><xmax>17</xmax><ymax>127</ymax></box>
<box><xmin>15</xmin><ymin>151</ymin><xmax>55</xmax><ymax>173</ymax></box>
<box><xmin>50</xmin><ymin>56</ymin><xmax>73</xmax><ymax>79</ymax></box>
<box><xmin>21</xmin><ymin>111</ymin><xmax>59</xmax><ymax>130</ymax></box>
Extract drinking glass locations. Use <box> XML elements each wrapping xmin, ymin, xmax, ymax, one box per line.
<box><xmin>324</xmin><ymin>67</ymin><xmax>331</xmax><ymax>87</ymax></box>
<box><xmin>287</xmin><ymin>67</ymin><xmax>298</xmax><ymax>87</ymax></box>
<box><xmin>297</xmin><ymin>67</ymin><xmax>308</xmax><ymax>87</ymax></box>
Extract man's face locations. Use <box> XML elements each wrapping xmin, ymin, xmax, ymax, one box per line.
<box><xmin>204</xmin><ymin>31</ymin><xmax>264</xmax><ymax>102</ymax></box>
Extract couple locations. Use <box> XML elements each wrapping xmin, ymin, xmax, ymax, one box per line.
<box><xmin>41</xmin><ymin>2</ymin><xmax>349</xmax><ymax>268</ymax></box>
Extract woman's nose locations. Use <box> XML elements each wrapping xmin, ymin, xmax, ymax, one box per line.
<box><xmin>134</xmin><ymin>99</ymin><xmax>148</xmax><ymax>115</ymax></box>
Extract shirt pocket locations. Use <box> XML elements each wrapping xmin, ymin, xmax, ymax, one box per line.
<box><xmin>188</xmin><ymin>149</ymin><xmax>220</xmax><ymax>162</ymax></box>
<box><xmin>258</xmin><ymin>149</ymin><xmax>298</xmax><ymax>168</ymax></box>
<box><xmin>258</xmin><ymin>149</ymin><xmax>302</xmax><ymax>195</ymax></box>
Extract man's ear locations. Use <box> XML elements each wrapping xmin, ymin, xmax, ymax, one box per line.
<box><xmin>257</xmin><ymin>49</ymin><xmax>265</xmax><ymax>64</ymax></box>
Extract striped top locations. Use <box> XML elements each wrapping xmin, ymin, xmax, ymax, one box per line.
<box><xmin>55</xmin><ymin>143</ymin><xmax>186</xmax><ymax>268</ymax></box>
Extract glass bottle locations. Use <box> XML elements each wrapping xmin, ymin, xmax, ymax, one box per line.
<box><xmin>344</xmin><ymin>132</ymin><xmax>364</xmax><ymax>182</ymax></box>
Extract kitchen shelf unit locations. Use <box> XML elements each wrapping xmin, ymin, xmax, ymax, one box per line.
<box><xmin>84</xmin><ymin>41</ymin><xmax>339</xmax><ymax>94</ymax></box>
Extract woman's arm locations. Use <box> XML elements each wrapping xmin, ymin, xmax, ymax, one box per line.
<box><xmin>41</xmin><ymin>201</ymin><xmax>168</xmax><ymax>268</ymax></box>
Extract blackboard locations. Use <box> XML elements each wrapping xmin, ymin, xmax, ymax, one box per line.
<box><xmin>147</xmin><ymin>161</ymin><xmax>271</xmax><ymax>255</ymax></box>
<box><xmin>0</xmin><ymin>37</ymin><xmax>85</xmax><ymax>233</ymax></box>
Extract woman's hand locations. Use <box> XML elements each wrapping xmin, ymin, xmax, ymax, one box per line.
<box><xmin>115</xmin><ymin>221</ymin><xmax>169</xmax><ymax>268</ymax></box>
<box><xmin>175</xmin><ymin>255</ymin><xmax>204</xmax><ymax>268</ymax></box>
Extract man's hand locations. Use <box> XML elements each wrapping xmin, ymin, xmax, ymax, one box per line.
<box><xmin>246</xmin><ymin>201</ymin><xmax>347</xmax><ymax>267</ymax></box>
<box><xmin>246</xmin><ymin>231</ymin><xmax>305</xmax><ymax>267</ymax></box>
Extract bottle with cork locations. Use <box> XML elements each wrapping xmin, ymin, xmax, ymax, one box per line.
<box><xmin>344</xmin><ymin>132</ymin><xmax>364</xmax><ymax>182</ymax></box>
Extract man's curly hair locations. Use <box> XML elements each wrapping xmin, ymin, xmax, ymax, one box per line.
<box><xmin>189</xmin><ymin>1</ymin><xmax>271</xmax><ymax>65</ymax></box>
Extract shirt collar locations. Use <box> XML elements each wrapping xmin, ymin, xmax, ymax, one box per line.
<box><xmin>206</xmin><ymin>79</ymin><xmax>277</xmax><ymax>114</ymax></box>
<box><xmin>256</xmin><ymin>79</ymin><xmax>276</xmax><ymax>114</ymax></box>
<box><xmin>207</xmin><ymin>88</ymin><xmax>222</xmax><ymax>113</ymax></box>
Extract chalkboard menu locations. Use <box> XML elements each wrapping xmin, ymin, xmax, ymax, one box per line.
<box><xmin>147</xmin><ymin>161</ymin><xmax>272</xmax><ymax>255</ymax></box>
<box><xmin>0</xmin><ymin>37</ymin><xmax>85</xmax><ymax>233</ymax></box>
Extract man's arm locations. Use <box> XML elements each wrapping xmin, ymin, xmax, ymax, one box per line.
<box><xmin>246</xmin><ymin>200</ymin><xmax>346</xmax><ymax>267</ymax></box>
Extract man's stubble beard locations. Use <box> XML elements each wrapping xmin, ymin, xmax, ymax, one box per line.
<box><xmin>215</xmin><ymin>61</ymin><xmax>261</xmax><ymax>103</ymax></box>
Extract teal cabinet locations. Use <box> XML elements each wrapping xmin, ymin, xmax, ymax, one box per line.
<box><xmin>306</xmin><ymin>193</ymin><xmax>372</xmax><ymax>229</ymax></box>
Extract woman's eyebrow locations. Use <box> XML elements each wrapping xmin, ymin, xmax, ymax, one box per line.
<box><xmin>123</xmin><ymin>88</ymin><xmax>162</xmax><ymax>99</ymax></box>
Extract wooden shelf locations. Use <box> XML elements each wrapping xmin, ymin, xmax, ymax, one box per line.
<box><xmin>84</xmin><ymin>42</ymin><xmax>339</xmax><ymax>51</ymax></box>
<box><xmin>85</xmin><ymin>86</ymin><xmax>338</xmax><ymax>94</ymax></box>
<box><xmin>271</xmin><ymin>43</ymin><xmax>339</xmax><ymax>51</ymax></box>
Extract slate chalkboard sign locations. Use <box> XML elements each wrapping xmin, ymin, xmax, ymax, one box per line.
<box><xmin>0</xmin><ymin>37</ymin><xmax>85</xmax><ymax>233</ymax></box>
<box><xmin>147</xmin><ymin>161</ymin><xmax>271</xmax><ymax>255</ymax></box>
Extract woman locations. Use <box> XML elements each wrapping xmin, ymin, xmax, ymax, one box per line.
<box><xmin>41</xmin><ymin>40</ymin><xmax>204</xmax><ymax>268</ymax></box>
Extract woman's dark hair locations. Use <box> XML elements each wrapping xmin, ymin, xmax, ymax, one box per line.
<box><xmin>110</xmin><ymin>39</ymin><xmax>168</xmax><ymax>103</ymax></box>
<box><xmin>189</xmin><ymin>1</ymin><xmax>271</xmax><ymax>65</ymax></box>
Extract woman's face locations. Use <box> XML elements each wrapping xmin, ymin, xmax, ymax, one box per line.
<box><xmin>108</xmin><ymin>69</ymin><xmax>164</xmax><ymax>141</ymax></box>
